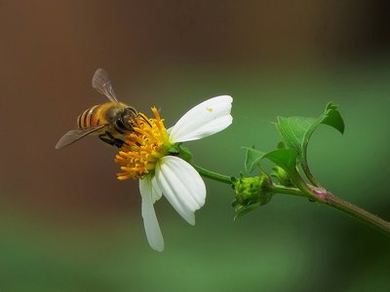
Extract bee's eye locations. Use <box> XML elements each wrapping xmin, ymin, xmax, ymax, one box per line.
<box><xmin>116</xmin><ymin>119</ymin><xmax>125</xmax><ymax>129</ymax></box>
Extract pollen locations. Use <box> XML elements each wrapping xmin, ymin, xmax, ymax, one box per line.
<box><xmin>115</xmin><ymin>107</ymin><xmax>172</xmax><ymax>180</ymax></box>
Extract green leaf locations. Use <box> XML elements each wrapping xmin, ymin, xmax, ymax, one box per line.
<box><xmin>242</xmin><ymin>146</ymin><xmax>265</xmax><ymax>173</ymax></box>
<box><xmin>276</xmin><ymin>141</ymin><xmax>286</xmax><ymax>149</ymax></box>
<box><xmin>321</xmin><ymin>103</ymin><xmax>345</xmax><ymax>134</ymax></box>
<box><xmin>275</xmin><ymin>102</ymin><xmax>345</xmax><ymax>185</ymax></box>
<box><xmin>263</xmin><ymin>149</ymin><xmax>298</xmax><ymax>174</ymax></box>
<box><xmin>276</xmin><ymin>117</ymin><xmax>317</xmax><ymax>155</ymax></box>
<box><xmin>233</xmin><ymin>201</ymin><xmax>262</xmax><ymax>221</ymax></box>
<box><xmin>242</xmin><ymin>146</ymin><xmax>298</xmax><ymax>176</ymax></box>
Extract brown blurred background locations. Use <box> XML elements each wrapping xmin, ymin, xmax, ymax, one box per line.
<box><xmin>1</xmin><ymin>1</ymin><xmax>389</xmax><ymax>291</ymax></box>
<box><xmin>1</xmin><ymin>0</ymin><xmax>389</xmax><ymax>216</ymax></box>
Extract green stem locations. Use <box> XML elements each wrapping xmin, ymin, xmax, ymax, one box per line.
<box><xmin>192</xmin><ymin>164</ymin><xmax>232</xmax><ymax>184</ymax></box>
<box><xmin>192</xmin><ymin>164</ymin><xmax>390</xmax><ymax>235</ymax></box>
<box><xmin>270</xmin><ymin>184</ymin><xmax>307</xmax><ymax>198</ymax></box>
<box><xmin>301</xmin><ymin>161</ymin><xmax>321</xmax><ymax>187</ymax></box>
<box><xmin>320</xmin><ymin>192</ymin><xmax>390</xmax><ymax>235</ymax></box>
<box><xmin>274</xmin><ymin>183</ymin><xmax>390</xmax><ymax>235</ymax></box>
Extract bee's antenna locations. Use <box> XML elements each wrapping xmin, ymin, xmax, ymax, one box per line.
<box><xmin>138</xmin><ymin>113</ymin><xmax>152</xmax><ymax>127</ymax></box>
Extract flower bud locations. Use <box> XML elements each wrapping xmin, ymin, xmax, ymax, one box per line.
<box><xmin>232</xmin><ymin>173</ymin><xmax>273</xmax><ymax>219</ymax></box>
<box><xmin>271</xmin><ymin>166</ymin><xmax>293</xmax><ymax>186</ymax></box>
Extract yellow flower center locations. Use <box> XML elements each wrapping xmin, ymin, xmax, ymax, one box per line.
<box><xmin>115</xmin><ymin>107</ymin><xmax>172</xmax><ymax>180</ymax></box>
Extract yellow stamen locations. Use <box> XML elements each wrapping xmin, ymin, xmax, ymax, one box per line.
<box><xmin>115</xmin><ymin>107</ymin><xmax>172</xmax><ymax>180</ymax></box>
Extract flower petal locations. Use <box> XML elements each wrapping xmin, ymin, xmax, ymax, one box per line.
<box><xmin>139</xmin><ymin>177</ymin><xmax>164</xmax><ymax>252</ymax></box>
<box><xmin>151</xmin><ymin>176</ymin><xmax>163</xmax><ymax>203</ymax></box>
<box><xmin>155</xmin><ymin>156</ymin><xmax>206</xmax><ymax>225</ymax></box>
<box><xmin>168</xmin><ymin>95</ymin><xmax>233</xmax><ymax>143</ymax></box>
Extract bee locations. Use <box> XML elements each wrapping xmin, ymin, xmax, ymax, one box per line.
<box><xmin>55</xmin><ymin>68</ymin><xmax>139</xmax><ymax>149</ymax></box>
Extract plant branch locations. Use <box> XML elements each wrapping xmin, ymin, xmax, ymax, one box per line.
<box><xmin>192</xmin><ymin>164</ymin><xmax>390</xmax><ymax>235</ymax></box>
<box><xmin>275</xmin><ymin>185</ymin><xmax>390</xmax><ymax>235</ymax></box>
<box><xmin>320</xmin><ymin>191</ymin><xmax>390</xmax><ymax>235</ymax></box>
<box><xmin>192</xmin><ymin>164</ymin><xmax>232</xmax><ymax>184</ymax></box>
<box><xmin>270</xmin><ymin>184</ymin><xmax>307</xmax><ymax>198</ymax></box>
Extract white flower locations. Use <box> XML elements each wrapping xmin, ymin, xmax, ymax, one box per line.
<box><xmin>116</xmin><ymin>95</ymin><xmax>233</xmax><ymax>251</ymax></box>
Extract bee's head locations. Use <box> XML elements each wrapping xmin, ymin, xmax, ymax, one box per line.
<box><xmin>119</xmin><ymin>106</ymin><xmax>138</xmax><ymax>130</ymax></box>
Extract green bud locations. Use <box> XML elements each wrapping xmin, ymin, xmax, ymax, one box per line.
<box><xmin>271</xmin><ymin>166</ymin><xmax>293</xmax><ymax>186</ymax></box>
<box><xmin>232</xmin><ymin>173</ymin><xmax>273</xmax><ymax>220</ymax></box>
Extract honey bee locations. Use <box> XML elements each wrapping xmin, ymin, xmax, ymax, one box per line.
<box><xmin>55</xmin><ymin>68</ymin><xmax>139</xmax><ymax>149</ymax></box>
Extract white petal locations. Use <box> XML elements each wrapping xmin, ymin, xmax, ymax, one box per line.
<box><xmin>139</xmin><ymin>178</ymin><xmax>164</xmax><ymax>252</ymax></box>
<box><xmin>168</xmin><ymin>95</ymin><xmax>233</xmax><ymax>143</ymax></box>
<box><xmin>151</xmin><ymin>176</ymin><xmax>163</xmax><ymax>203</ymax></box>
<box><xmin>155</xmin><ymin>156</ymin><xmax>206</xmax><ymax>225</ymax></box>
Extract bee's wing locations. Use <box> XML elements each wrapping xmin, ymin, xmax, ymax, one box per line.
<box><xmin>91</xmin><ymin>68</ymin><xmax>119</xmax><ymax>103</ymax></box>
<box><xmin>55</xmin><ymin>125</ymin><xmax>106</xmax><ymax>149</ymax></box>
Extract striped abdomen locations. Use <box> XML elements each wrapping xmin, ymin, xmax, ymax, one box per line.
<box><xmin>77</xmin><ymin>104</ymin><xmax>106</xmax><ymax>129</ymax></box>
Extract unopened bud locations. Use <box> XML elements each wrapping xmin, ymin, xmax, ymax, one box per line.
<box><xmin>272</xmin><ymin>166</ymin><xmax>293</xmax><ymax>186</ymax></box>
<box><xmin>232</xmin><ymin>174</ymin><xmax>273</xmax><ymax>219</ymax></box>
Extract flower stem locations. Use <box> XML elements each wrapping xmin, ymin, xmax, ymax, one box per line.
<box><xmin>301</xmin><ymin>161</ymin><xmax>321</xmax><ymax>187</ymax></box>
<box><xmin>270</xmin><ymin>184</ymin><xmax>307</xmax><ymax>198</ymax></box>
<box><xmin>318</xmin><ymin>192</ymin><xmax>390</xmax><ymax>235</ymax></box>
<box><xmin>192</xmin><ymin>164</ymin><xmax>232</xmax><ymax>184</ymax></box>
<box><xmin>273</xmin><ymin>186</ymin><xmax>389</xmax><ymax>235</ymax></box>
<box><xmin>272</xmin><ymin>185</ymin><xmax>389</xmax><ymax>234</ymax></box>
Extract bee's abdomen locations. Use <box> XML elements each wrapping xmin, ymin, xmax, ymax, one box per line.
<box><xmin>77</xmin><ymin>104</ymin><xmax>103</xmax><ymax>129</ymax></box>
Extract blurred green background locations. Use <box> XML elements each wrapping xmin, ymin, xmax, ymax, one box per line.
<box><xmin>0</xmin><ymin>1</ymin><xmax>389</xmax><ymax>291</ymax></box>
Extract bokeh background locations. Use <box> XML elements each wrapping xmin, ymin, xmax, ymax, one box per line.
<box><xmin>1</xmin><ymin>1</ymin><xmax>389</xmax><ymax>291</ymax></box>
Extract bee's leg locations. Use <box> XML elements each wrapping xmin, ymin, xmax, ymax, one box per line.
<box><xmin>113</xmin><ymin>139</ymin><xmax>125</xmax><ymax>148</ymax></box>
<box><xmin>98</xmin><ymin>134</ymin><xmax>116</xmax><ymax>147</ymax></box>
<box><xmin>99</xmin><ymin>132</ymin><xmax>125</xmax><ymax>148</ymax></box>
<box><xmin>106</xmin><ymin>132</ymin><xmax>126</xmax><ymax>148</ymax></box>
